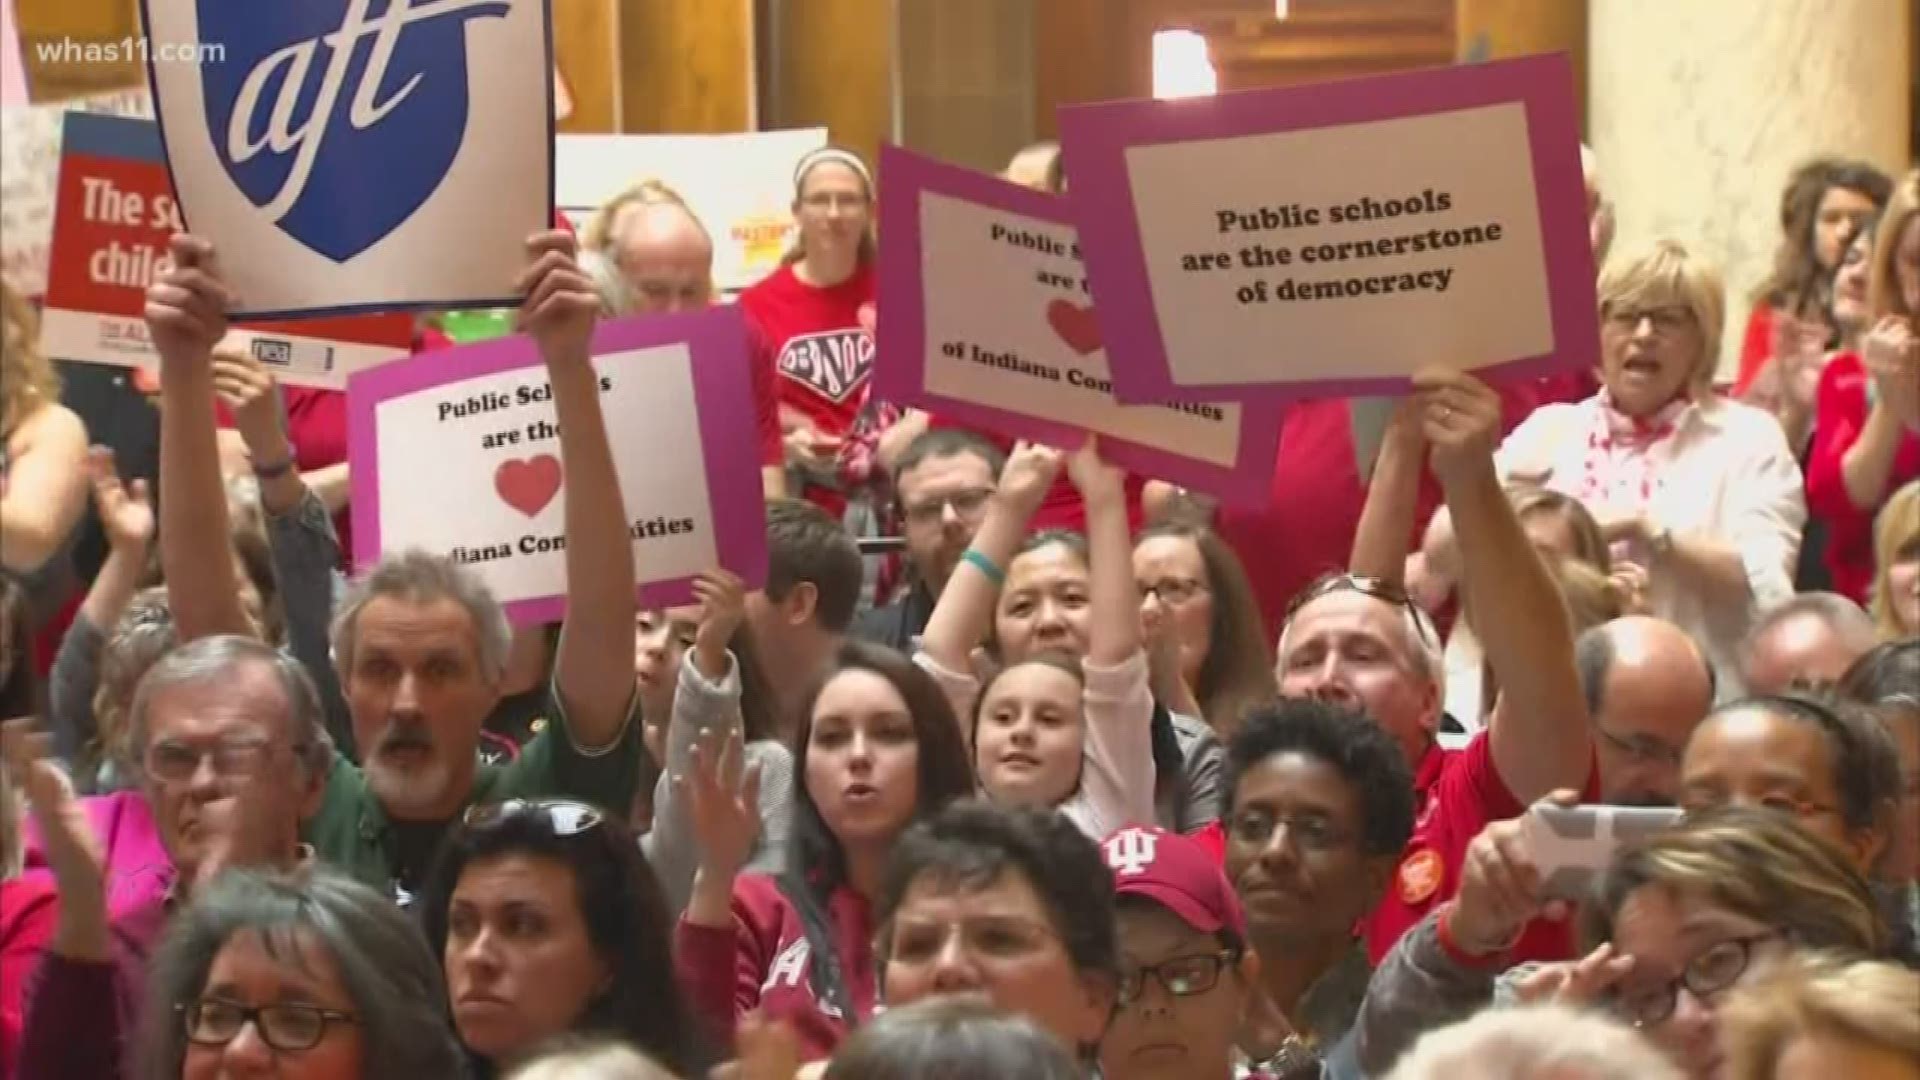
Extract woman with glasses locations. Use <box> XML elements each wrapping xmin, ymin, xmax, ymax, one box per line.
<box><xmin>140</xmin><ymin>868</ymin><xmax>468</xmax><ymax>1080</ymax></box>
<box><xmin>1806</xmin><ymin>172</ymin><xmax>1920</xmax><ymax>607</ymax></box>
<box><xmin>418</xmin><ymin>799</ymin><xmax>708</xmax><ymax>1078</ymax></box>
<box><xmin>1444</xmin><ymin>240</ymin><xmax>1806</xmax><ymax>697</ymax></box>
<box><xmin>1132</xmin><ymin>519</ymin><xmax>1276</xmax><ymax>741</ymax></box>
<box><xmin>741</xmin><ymin>146</ymin><xmax>880</xmax><ymax>519</ymax></box>
<box><xmin>676</xmin><ymin>641</ymin><xmax>975</xmax><ymax>1062</ymax></box>
<box><xmin>915</xmin><ymin>440</ymin><xmax>1169</xmax><ymax>835</ymax></box>
<box><xmin>875</xmin><ymin>799</ymin><xmax>1120</xmax><ymax>1066</ymax></box>
<box><xmin>1351</xmin><ymin>807</ymin><xmax>1891</xmax><ymax>1079</ymax></box>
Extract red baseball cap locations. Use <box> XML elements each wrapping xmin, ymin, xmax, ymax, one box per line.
<box><xmin>1102</xmin><ymin>826</ymin><xmax>1248</xmax><ymax>939</ymax></box>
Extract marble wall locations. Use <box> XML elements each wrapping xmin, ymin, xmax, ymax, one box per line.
<box><xmin>1591</xmin><ymin>0</ymin><xmax>1913</xmax><ymax>378</ymax></box>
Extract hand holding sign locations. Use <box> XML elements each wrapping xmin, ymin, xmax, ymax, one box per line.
<box><xmin>999</xmin><ymin>442</ymin><xmax>1064</xmax><ymax>518</ymax></box>
<box><xmin>516</xmin><ymin>230</ymin><xmax>601</xmax><ymax>363</ymax></box>
<box><xmin>1066</xmin><ymin>436</ymin><xmax>1127</xmax><ymax>507</ymax></box>
<box><xmin>1411</xmin><ymin>367</ymin><xmax>1502</xmax><ymax>492</ymax></box>
<box><xmin>143</xmin><ymin>234</ymin><xmax>233</xmax><ymax>362</ymax></box>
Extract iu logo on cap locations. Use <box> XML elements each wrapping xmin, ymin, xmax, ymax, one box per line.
<box><xmin>1104</xmin><ymin>828</ymin><xmax>1160</xmax><ymax>877</ymax></box>
<box><xmin>200</xmin><ymin>0</ymin><xmax>512</xmax><ymax>262</ymax></box>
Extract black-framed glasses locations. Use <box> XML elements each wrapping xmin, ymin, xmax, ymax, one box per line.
<box><xmin>901</xmin><ymin>487</ymin><xmax>996</xmax><ymax>528</ymax></box>
<box><xmin>1117</xmin><ymin>950</ymin><xmax>1240</xmax><ymax>1005</ymax></box>
<box><xmin>1140</xmin><ymin>578</ymin><xmax>1209</xmax><ymax>606</ymax></box>
<box><xmin>1285</xmin><ymin>572</ymin><xmax>1436</xmax><ymax>649</ymax></box>
<box><xmin>1611</xmin><ymin>931</ymin><xmax>1785</xmax><ymax>1027</ymax></box>
<box><xmin>179</xmin><ymin>998</ymin><xmax>358</xmax><ymax>1052</ymax></box>
<box><xmin>463</xmin><ymin>799</ymin><xmax>604</xmax><ymax>836</ymax></box>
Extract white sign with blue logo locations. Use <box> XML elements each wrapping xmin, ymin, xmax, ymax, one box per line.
<box><xmin>138</xmin><ymin>0</ymin><xmax>555</xmax><ymax>319</ymax></box>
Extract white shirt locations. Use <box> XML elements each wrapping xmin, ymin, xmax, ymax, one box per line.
<box><xmin>1492</xmin><ymin>393</ymin><xmax>1806</xmax><ymax>699</ymax></box>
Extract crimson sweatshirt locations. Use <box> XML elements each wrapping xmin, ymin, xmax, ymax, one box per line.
<box><xmin>674</xmin><ymin>872</ymin><xmax>877</xmax><ymax>1062</ymax></box>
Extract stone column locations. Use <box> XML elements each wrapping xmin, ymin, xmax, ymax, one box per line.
<box><xmin>1590</xmin><ymin>0</ymin><xmax>1911</xmax><ymax>378</ymax></box>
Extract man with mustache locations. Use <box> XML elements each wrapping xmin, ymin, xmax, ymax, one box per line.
<box><xmin>150</xmin><ymin>231</ymin><xmax>645</xmax><ymax>902</ymax></box>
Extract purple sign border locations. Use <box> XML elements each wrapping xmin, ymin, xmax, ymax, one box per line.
<box><xmin>874</xmin><ymin>144</ymin><xmax>1281</xmax><ymax>507</ymax></box>
<box><xmin>347</xmin><ymin>306</ymin><xmax>768</xmax><ymax>625</ymax></box>
<box><xmin>1055</xmin><ymin>52</ymin><xmax>1598</xmax><ymax>404</ymax></box>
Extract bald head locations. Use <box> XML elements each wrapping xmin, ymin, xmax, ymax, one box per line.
<box><xmin>607</xmin><ymin>200</ymin><xmax>714</xmax><ymax>314</ymax></box>
<box><xmin>1577</xmin><ymin>617</ymin><xmax>1716</xmax><ymax>805</ymax></box>
<box><xmin>1742</xmin><ymin>593</ymin><xmax>1878</xmax><ymax>695</ymax></box>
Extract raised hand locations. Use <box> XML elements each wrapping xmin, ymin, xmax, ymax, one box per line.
<box><xmin>4</xmin><ymin>718</ymin><xmax>108</xmax><ymax>958</ymax></box>
<box><xmin>1410</xmin><ymin>367</ymin><xmax>1502</xmax><ymax>489</ymax></box>
<box><xmin>209</xmin><ymin>342</ymin><xmax>284</xmax><ymax>452</ymax></box>
<box><xmin>996</xmin><ymin>441</ymin><xmax>1064</xmax><ymax>515</ymax></box>
<box><xmin>515</xmin><ymin>230</ymin><xmax>599</xmax><ymax>362</ymax></box>
<box><xmin>1863</xmin><ymin>316</ymin><xmax>1920</xmax><ymax>425</ymax></box>
<box><xmin>685</xmin><ymin>728</ymin><xmax>763</xmax><ymax>881</ymax></box>
<box><xmin>691</xmin><ymin>569</ymin><xmax>748</xmax><ymax>678</ymax></box>
<box><xmin>88</xmin><ymin>446</ymin><xmax>153</xmax><ymax>554</ymax></box>
<box><xmin>1066</xmin><ymin>435</ymin><xmax>1126</xmax><ymax>505</ymax></box>
<box><xmin>144</xmin><ymin>235</ymin><xmax>234</xmax><ymax>361</ymax></box>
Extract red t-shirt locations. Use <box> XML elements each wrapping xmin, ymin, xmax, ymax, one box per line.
<box><xmin>1807</xmin><ymin>352</ymin><xmax>1920</xmax><ymax>602</ymax></box>
<box><xmin>1363</xmin><ymin>733</ymin><xmax>1598</xmax><ymax>966</ymax></box>
<box><xmin>1218</xmin><ymin>378</ymin><xmax>1565</xmax><ymax>644</ymax></box>
<box><xmin>1734</xmin><ymin>302</ymin><xmax>1776</xmax><ymax>397</ymax></box>
<box><xmin>741</xmin><ymin>262</ymin><xmax>877</xmax><ymax>441</ymax></box>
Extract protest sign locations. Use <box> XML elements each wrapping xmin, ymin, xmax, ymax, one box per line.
<box><xmin>38</xmin><ymin>113</ymin><xmax>412</xmax><ymax>383</ymax></box>
<box><xmin>874</xmin><ymin>146</ymin><xmax>1279</xmax><ymax>505</ymax></box>
<box><xmin>138</xmin><ymin>0</ymin><xmax>554</xmax><ymax>318</ymax></box>
<box><xmin>1</xmin><ymin>86</ymin><xmax>153</xmax><ymax>296</ymax></box>
<box><xmin>347</xmin><ymin>306</ymin><xmax>768</xmax><ymax>623</ymax></box>
<box><xmin>556</xmin><ymin>129</ymin><xmax>827</xmax><ymax>293</ymax></box>
<box><xmin>1057</xmin><ymin>53</ymin><xmax>1596</xmax><ymax>404</ymax></box>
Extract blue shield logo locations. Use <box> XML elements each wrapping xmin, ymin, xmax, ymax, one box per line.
<box><xmin>198</xmin><ymin>0</ymin><xmax>512</xmax><ymax>262</ymax></box>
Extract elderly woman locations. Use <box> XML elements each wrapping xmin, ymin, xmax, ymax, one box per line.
<box><xmin>1459</xmin><ymin>240</ymin><xmax>1804</xmax><ymax>696</ymax></box>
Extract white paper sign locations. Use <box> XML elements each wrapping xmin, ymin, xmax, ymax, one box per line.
<box><xmin>0</xmin><ymin>87</ymin><xmax>152</xmax><ymax>296</ymax></box>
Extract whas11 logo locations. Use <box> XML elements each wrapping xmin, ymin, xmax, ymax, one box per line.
<box><xmin>198</xmin><ymin>0</ymin><xmax>513</xmax><ymax>262</ymax></box>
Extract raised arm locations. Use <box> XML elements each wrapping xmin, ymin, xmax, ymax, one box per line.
<box><xmin>1350</xmin><ymin>400</ymin><xmax>1425</xmax><ymax>585</ymax></box>
<box><xmin>148</xmin><ymin>235</ymin><xmax>252</xmax><ymax>641</ymax></box>
<box><xmin>519</xmin><ymin>230</ymin><xmax>636</xmax><ymax>748</ymax></box>
<box><xmin>1071</xmin><ymin>439</ymin><xmax>1138</xmax><ymax>667</ymax></box>
<box><xmin>917</xmin><ymin>443</ymin><xmax>1061</xmax><ymax>673</ymax></box>
<box><xmin>1414</xmin><ymin>369</ymin><xmax>1588</xmax><ymax>803</ymax></box>
<box><xmin>1839</xmin><ymin>318</ymin><xmax>1919</xmax><ymax>510</ymax></box>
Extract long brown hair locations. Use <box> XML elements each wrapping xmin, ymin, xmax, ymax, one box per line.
<box><xmin>1867</xmin><ymin>169</ymin><xmax>1919</xmax><ymax>325</ymax></box>
<box><xmin>1134</xmin><ymin>520</ymin><xmax>1276</xmax><ymax>736</ymax></box>
<box><xmin>1</xmin><ymin>280</ymin><xmax>59</xmax><ymax>439</ymax></box>
<box><xmin>1751</xmin><ymin>158</ymin><xmax>1892</xmax><ymax>311</ymax></box>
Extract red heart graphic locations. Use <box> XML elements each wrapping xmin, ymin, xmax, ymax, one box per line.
<box><xmin>1046</xmin><ymin>298</ymin><xmax>1103</xmax><ymax>355</ymax></box>
<box><xmin>494</xmin><ymin>455</ymin><xmax>564</xmax><ymax>518</ymax></box>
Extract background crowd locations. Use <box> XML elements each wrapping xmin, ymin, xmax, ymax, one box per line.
<box><xmin>0</xmin><ymin>129</ymin><xmax>1916</xmax><ymax>1080</ymax></box>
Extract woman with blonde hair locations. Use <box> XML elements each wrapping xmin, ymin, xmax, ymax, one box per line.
<box><xmin>1</xmin><ymin>280</ymin><xmax>89</xmax><ymax>605</ymax></box>
<box><xmin>1868</xmin><ymin>480</ymin><xmax>1918</xmax><ymax>638</ymax></box>
<box><xmin>1435</xmin><ymin>240</ymin><xmax>1806</xmax><ymax>697</ymax></box>
<box><xmin>1806</xmin><ymin>172</ymin><xmax>1920</xmax><ymax>607</ymax></box>
<box><xmin>1720</xmin><ymin>954</ymin><xmax>1920</xmax><ymax>1080</ymax></box>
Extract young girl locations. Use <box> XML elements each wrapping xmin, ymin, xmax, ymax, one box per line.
<box><xmin>632</xmin><ymin>569</ymin><xmax>792</xmax><ymax>914</ymax></box>
<box><xmin>675</xmin><ymin>642</ymin><xmax>974</xmax><ymax>1061</ymax></box>
<box><xmin>916</xmin><ymin>440</ymin><xmax>1162</xmax><ymax>837</ymax></box>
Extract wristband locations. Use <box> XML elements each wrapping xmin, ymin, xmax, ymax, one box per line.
<box><xmin>251</xmin><ymin>449</ymin><xmax>298</xmax><ymax>480</ymax></box>
<box><xmin>960</xmin><ymin>548</ymin><xmax>1005</xmax><ymax>587</ymax></box>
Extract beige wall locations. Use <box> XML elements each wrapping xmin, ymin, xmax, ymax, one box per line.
<box><xmin>1591</xmin><ymin>0</ymin><xmax>1912</xmax><ymax>378</ymax></box>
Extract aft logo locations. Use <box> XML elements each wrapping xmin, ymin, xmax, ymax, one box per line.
<box><xmin>199</xmin><ymin>0</ymin><xmax>512</xmax><ymax>261</ymax></box>
<box><xmin>778</xmin><ymin>328</ymin><xmax>874</xmax><ymax>404</ymax></box>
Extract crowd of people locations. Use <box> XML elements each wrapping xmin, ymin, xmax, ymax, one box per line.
<box><xmin>0</xmin><ymin>130</ymin><xmax>1916</xmax><ymax>1080</ymax></box>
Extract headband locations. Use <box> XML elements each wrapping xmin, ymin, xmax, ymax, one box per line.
<box><xmin>793</xmin><ymin>148</ymin><xmax>873</xmax><ymax>194</ymax></box>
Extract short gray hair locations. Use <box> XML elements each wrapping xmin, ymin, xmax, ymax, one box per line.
<box><xmin>331</xmin><ymin>548</ymin><xmax>510</xmax><ymax>684</ymax></box>
<box><xmin>1743</xmin><ymin>592</ymin><xmax>1879</xmax><ymax>674</ymax></box>
<box><xmin>1384</xmin><ymin>1004</ymin><xmax>1683</xmax><ymax>1080</ymax></box>
<box><xmin>137</xmin><ymin>869</ymin><xmax>470</xmax><ymax>1080</ymax></box>
<box><xmin>126</xmin><ymin>635</ymin><xmax>332</xmax><ymax>780</ymax></box>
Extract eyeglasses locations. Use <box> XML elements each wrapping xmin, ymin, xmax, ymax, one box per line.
<box><xmin>1118</xmin><ymin>950</ymin><xmax>1240</xmax><ymax>1005</ymax></box>
<box><xmin>1604</xmin><ymin>305</ymin><xmax>1694</xmax><ymax>336</ymax></box>
<box><xmin>143</xmin><ymin>739</ymin><xmax>284</xmax><ymax>783</ymax></box>
<box><xmin>1611</xmin><ymin>931</ymin><xmax>1784</xmax><ymax>1027</ymax></box>
<box><xmin>1140</xmin><ymin>578</ymin><xmax>1209</xmax><ymax>606</ymax></box>
<box><xmin>1591</xmin><ymin>722</ymin><xmax>1684</xmax><ymax>767</ymax></box>
<box><xmin>901</xmin><ymin>487</ymin><xmax>995</xmax><ymax>528</ymax></box>
<box><xmin>1285</xmin><ymin>572</ymin><xmax>1436</xmax><ymax>649</ymax></box>
<box><xmin>800</xmin><ymin>191</ymin><xmax>868</xmax><ymax>211</ymax></box>
<box><xmin>179</xmin><ymin>997</ymin><xmax>358</xmax><ymax>1052</ymax></box>
<box><xmin>886</xmin><ymin>914</ymin><xmax>1061</xmax><ymax>967</ymax></box>
<box><xmin>463</xmin><ymin>799</ymin><xmax>604</xmax><ymax>836</ymax></box>
<box><xmin>1228</xmin><ymin>808</ymin><xmax>1353</xmax><ymax>854</ymax></box>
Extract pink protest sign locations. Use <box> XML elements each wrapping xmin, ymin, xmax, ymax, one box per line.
<box><xmin>347</xmin><ymin>306</ymin><xmax>769</xmax><ymax>624</ymax></box>
<box><xmin>1056</xmin><ymin>53</ymin><xmax>1597</xmax><ymax>404</ymax></box>
<box><xmin>873</xmin><ymin>145</ymin><xmax>1280</xmax><ymax>506</ymax></box>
